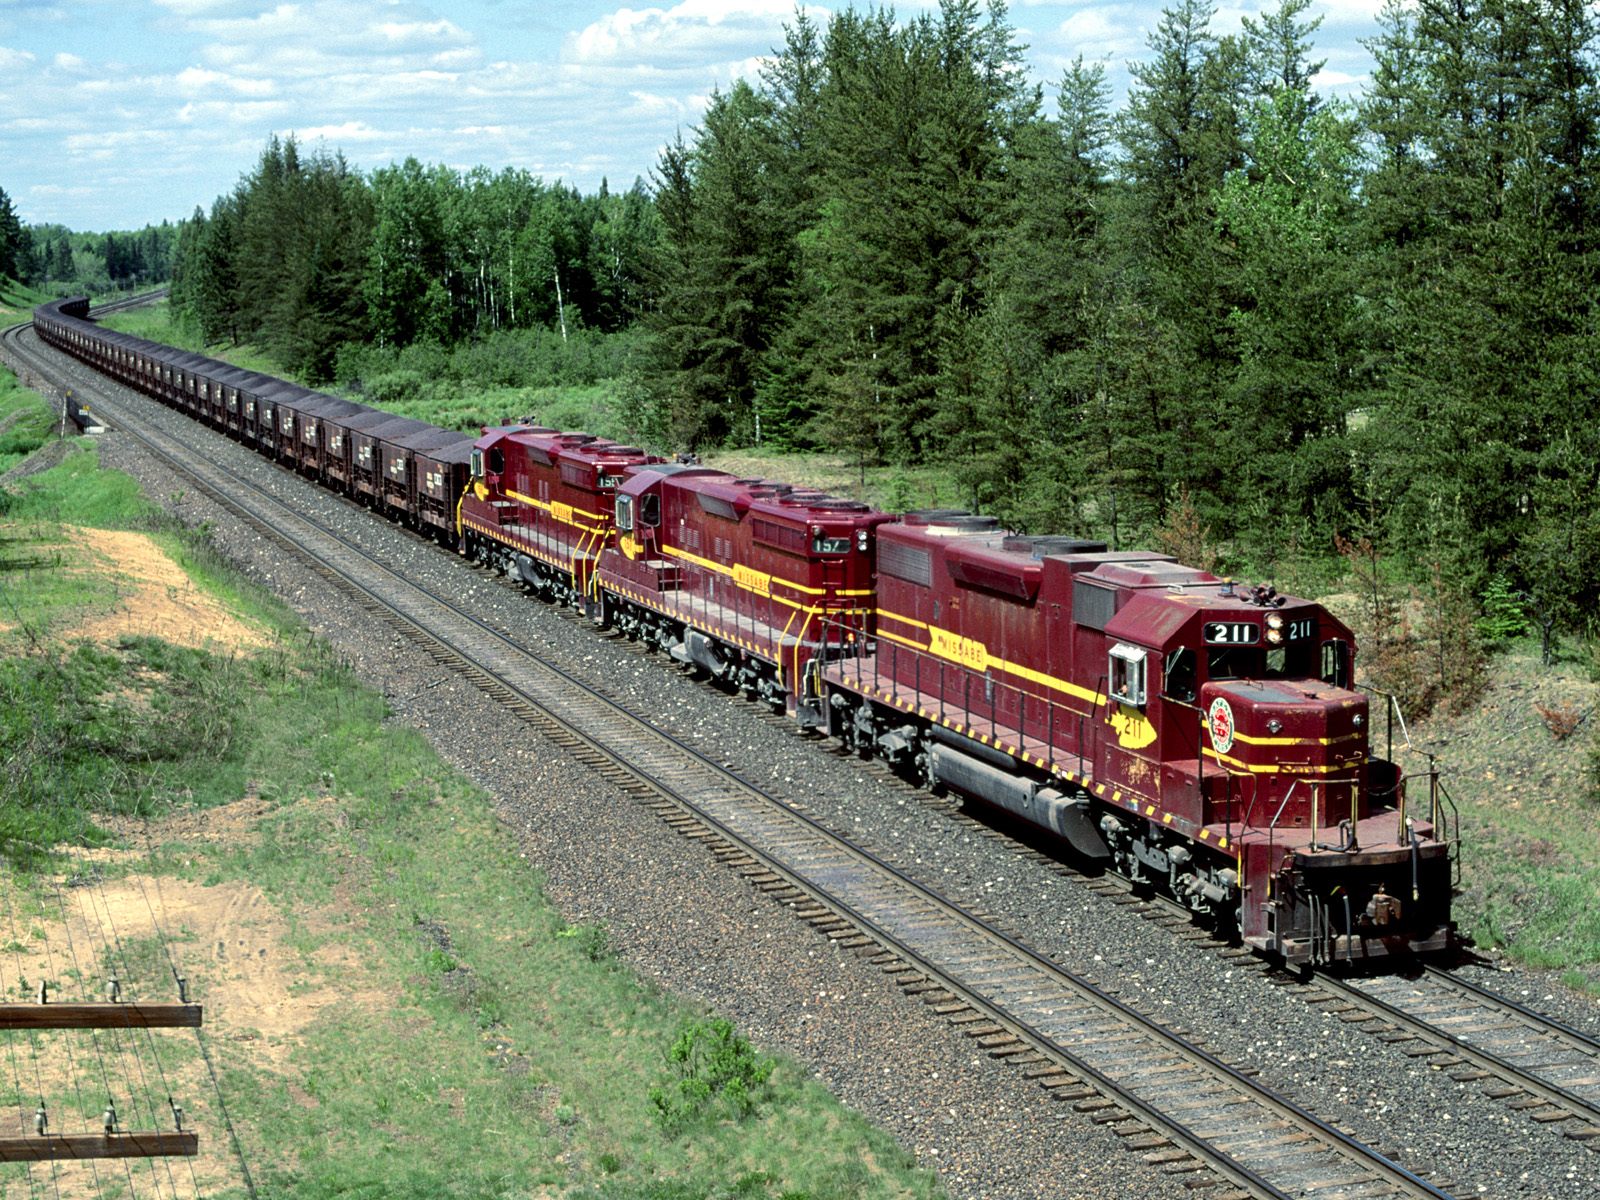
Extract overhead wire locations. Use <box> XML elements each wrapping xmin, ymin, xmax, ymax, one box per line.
<box><xmin>77</xmin><ymin>835</ymin><xmax>189</xmax><ymax>1199</ymax></box>
<box><xmin>9</xmin><ymin>862</ymin><xmax>100</xmax><ymax>1200</ymax></box>
<box><xmin>0</xmin><ymin>871</ymin><xmax>47</xmax><ymax>1200</ymax></box>
<box><xmin>138</xmin><ymin>836</ymin><xmax>255</xmax><ymax>1199</ymax></box>
<box><xmin>124</xmin><ymin>860</ymin><xmax>204</xmax><ymax>1200</ymax></box>
<box><xmin>47</xmin><ymin>870</ymin><xmax>136</xmax><ymax>1199</ymax></box>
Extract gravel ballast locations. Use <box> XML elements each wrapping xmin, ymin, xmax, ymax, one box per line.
<box><xmin>20</xmin><ymin>334</ymin><xmax>1599</xmax><ymax>1200</ymax></box>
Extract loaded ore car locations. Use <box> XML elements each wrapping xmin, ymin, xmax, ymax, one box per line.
<box><xmin>351</xmin><ymin>416</ymin><xmax>434</xmax><ymax>506</ymax></box>
<box><xmin>284</xmin><ymin>394</ymin><xmax>368</xmax><ymax>478</ymax></box>
<box><xmin>458</xmin><ymin>425</ymin><xmax>659</xmax><ymax>609</ymax></box>
<box><xmin>375</xmin><ymin>425</ymin><xmax>469</xmax><ymax>523</ymax></box>
<box><xmin>413</xmin><ymin>439</ymin><xmax>476</xmax><ymax>544</ymax></box>
<box><xmin>818</xmin><ymin>512</ymin><xmax>1454</xmax><ymax>965</ymax></box>
<box><xmin>596</xmin><ymin>468</ymin><xmax>893</xmax><ymax>712</ymax></box>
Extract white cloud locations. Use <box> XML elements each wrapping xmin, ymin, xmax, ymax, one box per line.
<box><xmin>376</xmin><ymin>17</ymin><xmax>468</xmax><ymax>45</ymax></box>
<box><xmin>174</xmin><ymin>65</ymin><xmax>276</xmax><ymax>96</ymax></box>
<box><xmin>175</xmin><ymin>98</ymin><xmax>290</xmax><ymax>125</ymax></box>
<box><xmin>0</xmin><ymin>45</ymin><xmax>37</xmax><ymax>70</ymax></box>
<box><xmin>1316</xmin><ymin>0</ymin><xmax>1391</xmax><ymax>27</ymax></box>
<box><xmin>294</xmin><ymin>120</ymin><xmax>386</xmax><ymax>143</ymax></box>
<box><xmin>566</xmin><ymin>0</ymin><xmax>798</xmax><ymax>69</ymax></box>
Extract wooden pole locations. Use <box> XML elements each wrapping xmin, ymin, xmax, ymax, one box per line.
<box><xmin>0</xmin><ymin>1132</ymin><xmax>198</xmax><ymax>1162</ymax></box>
<box><xmin>0</xmin><ymin>1004</ymin><xmax>202</xmax><ymax>1030</ymax></box>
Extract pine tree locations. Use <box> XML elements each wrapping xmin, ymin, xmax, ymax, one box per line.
<box><xmin>0</xmin><ymin>185</ymin><xmax>23</xmax><ymax>281</ymax></box>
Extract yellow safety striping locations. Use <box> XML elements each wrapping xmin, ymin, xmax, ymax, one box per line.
<box><xmin>504</xmin><ymin>487</ymin><xmax>609</xmax><ymax>525</ymax></box>
<box><xmin>1200</xmin><ymin>747</ymin><xmax>1354</xmax><ymax>776</ymax></box>
<box><xmin>830</xmin><ymin>672</ymin><xmax>1234</xmax><ymax>852</ymax></box>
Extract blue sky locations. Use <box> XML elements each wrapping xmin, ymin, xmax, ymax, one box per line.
<box><xmin>0</xmin><ymin>1</ymin><xmax>1389</xmax><ymax>231</ymax></box>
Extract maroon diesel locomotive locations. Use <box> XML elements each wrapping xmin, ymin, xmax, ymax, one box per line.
<box><xmin>814</xmin><ymin>512</ymin><xmax>1453</xmax><ymax>964</ymax></box>
<box><xmin>32</xmin><ymin>296</ymin><xmax>1456</xmax><ymax>966</ymax></box>
<box><xmin>596</xmin><ymin>466</ymin><xmax>891</xmax><ymax>710</ymax></box>
<box><xmin>457</xmin><ymin>425</ymin><xmax>660</xmax><ymax>609</ymax></box>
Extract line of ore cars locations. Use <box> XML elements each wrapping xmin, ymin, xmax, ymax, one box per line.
<box><xmin>37</xmin><ymin>296</ymin><xmax>1455</xmax><ymax>967</ymax></box>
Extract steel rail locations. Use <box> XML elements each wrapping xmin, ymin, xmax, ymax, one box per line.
<box><xmin>1068</xmin><ymin>847</ymin><xmax>1600</xmax><ymax>1148</ymax></box>
<box><xmin>1308</xmin><ymin>968</ymin><xmax>1600</xmax><ymax>1144</ymax></box>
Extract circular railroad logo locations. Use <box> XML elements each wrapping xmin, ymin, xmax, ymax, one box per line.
<box><xmin>1207</xmin><ymin>697</ymin><xmax>1236</xmax><ymax>755</ymax></box>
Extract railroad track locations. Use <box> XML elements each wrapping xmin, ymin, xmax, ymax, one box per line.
<box><xmin>5</xmin><ymin>319</ymin><xmax>1469</xmax><ymax>1200</ymax></box>
<box><xmin>1311</xmin><ymin>967</ymin><xmax>1600</xmax><ymax>1144</ymax></box>
<box><xmin>1056</xmin><ymin>857</ymin><xmax>1600</xmax><ymax>1154</ymax></box>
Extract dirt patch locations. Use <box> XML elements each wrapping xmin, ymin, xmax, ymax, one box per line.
<box><xmin>62</xmin><ymin>524</ymin><xmax>270</xmax><ymax>652</ymax></box>
<box><xmin>100</xmin><ymin>793</ymin><xmax>284</xmax><ymax>852</ymax></box>
<box><xmin>0</xmin><ymin>800</ymin><xmax>387</xmax><ymax>1196</ymax></box>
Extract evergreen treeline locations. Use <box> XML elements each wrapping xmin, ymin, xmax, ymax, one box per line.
<box><xmin>0</xmin><ymin>182</ymin><xmax>179</xmax><ymax>293</ymax></box>
<box><xmin>169</xmin><ymin>138</ymin><xmax>657</xmax><ymax>382</ymax></box>
<box><xmin>110</xmin><ymin>0</ymin><xmax>1600</xmax><ymax>643</ymax></box>
<box><xmin>640</xmin><ymin>0</ymin><xmax>1599</xmax><ymax>634</ymax></box>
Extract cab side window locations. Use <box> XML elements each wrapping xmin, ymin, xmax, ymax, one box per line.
<box><xmin>1320</xmin><ymin>640</ymin><xmax>1350</xmax><ymax>688</ymax></box>
<box><xmin>1109</xmin><ymin>644</ymin><xmax>1147</xmax><ymax>707</ymax></box>
<box><xmin>1163</xmin><ymin>647</ymin><xmax>1196</xmax><ymax>702</ymax></box>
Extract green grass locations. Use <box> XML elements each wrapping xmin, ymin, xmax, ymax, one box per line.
<box><xmin>0</xmin><ymin>277</ymin><xmax>52</xmax><ymax>323</ymax></box>
<box><xmin>0</xmin><ymin>435</ymin><xmax>944</xmax><ymax>1200</ymax></box>
<box><xmin>1393</xmin><ymin>650</ymin><xmax>1600</xmax><ymax>990</ymax></box>
<box><xmin>0</xmin><ymin>367</ymin><xmax>61</xmax><ymax>474</ymax></box>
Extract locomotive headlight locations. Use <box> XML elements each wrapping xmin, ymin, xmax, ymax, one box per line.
<box><xmin>856</xmin><ymin>529</ymin><xmax>869</xmax><ymax>552</ymax></box>
<box><xmin>1266</xmin><ymin>627</ymin><xmax>1283</xmax><ymax>645</ymax></box>
<box><xmin>1266</xmin><ymin>613</ymin><xmax>1284</xmax><ymax>630</ymax></box>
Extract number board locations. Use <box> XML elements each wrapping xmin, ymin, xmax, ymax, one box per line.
<box><xmin>1204</xmin><ymin>621</ymin><xmax>1260</xmax><ymax>645</ymax></box>
<box><xmin>1285</xmin><ymin>617</ymin><xmax>1315</xmax><ymax>641</ymax></box>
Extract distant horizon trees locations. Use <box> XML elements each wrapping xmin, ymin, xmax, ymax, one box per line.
<box><xmin>169</xmin><ymin>136</ymin><xmax>658</xmax><ymax>383</ymax></box>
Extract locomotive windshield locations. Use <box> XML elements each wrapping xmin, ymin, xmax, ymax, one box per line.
<box><xmin>1206</xmin><ymin>642</ymin><xmax>1317</xmax><ymax>681</ymax></box>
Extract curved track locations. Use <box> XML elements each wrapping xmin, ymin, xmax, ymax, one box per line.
<box><xmin>6</xmin><ymin>313</ymin><xmax>1485</xmax><ymax>1200</ymax></box>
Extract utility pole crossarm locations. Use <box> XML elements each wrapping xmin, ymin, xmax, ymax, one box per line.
<box><xmin>0</xmin><ymin>1003</ymin><xmax>202</xmax><ymax>1030</ymax></box>
<box><xmin>0</xmin><ymin>1132</ymin><xmax>199</xmax><ymax>1162</ymax></box>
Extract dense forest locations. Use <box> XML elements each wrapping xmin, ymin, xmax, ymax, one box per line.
<box><xmin>631</xmin><ymin>0</ymin><xmax>1600</xmax><ymax>645</ymax></box>
<box><xmin>1</xmin><ymin>184</ymin><xmax>179</xmax><ymax>294</ymax></box>
<box><xmin>10</xmin><ymin>1</ymin><xmax>1599</xmax><ymax>663</ymax></box>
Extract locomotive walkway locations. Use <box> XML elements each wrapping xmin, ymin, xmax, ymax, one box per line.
<box><xmin>5</xmin><ymin>315</ymin><xmax>1476</xmax><ymax>1200</ymax></box>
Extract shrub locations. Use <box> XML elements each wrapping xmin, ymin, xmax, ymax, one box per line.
<box><xmin>1335</xmin><ymin>536</ymin><xmax>1486</xmax><ymax>720</ymax></box>
<box><xmin>1533</xmin><ymin>702</ymin><xmax>1584</xmax><ymax>741</ymax></box>
<box><xmin>555</xmin><ymin>922</ymin><xmax>612</xmax><ymax>963</ymax></box>
<box><xmin>648</xmin><ymin>1017</ymin><xmax>774</xmax><ymax>1133</ymax></box>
